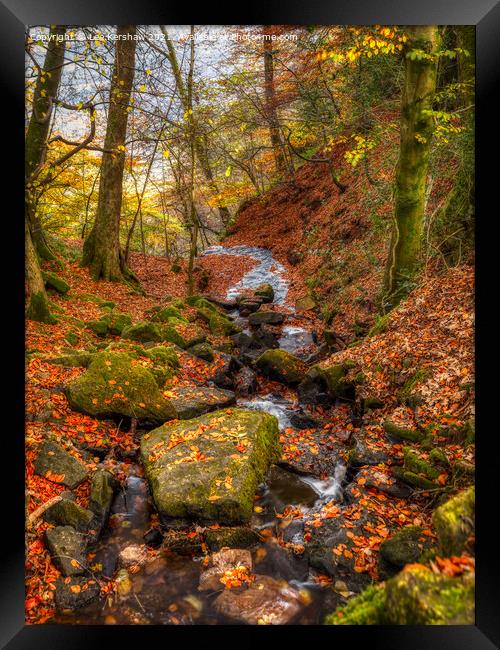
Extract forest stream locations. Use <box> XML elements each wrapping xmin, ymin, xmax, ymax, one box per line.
<box><xmin>51</xmin><ymin>245</ymin><xmax>345</xmax><ymax>625</ymax></box>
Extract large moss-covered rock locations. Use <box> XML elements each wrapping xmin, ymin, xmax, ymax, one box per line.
<box><xmin>34</xmin><ymin>440</ymin><xmax>88</xmax><ymax>489</ymax></box>
<box><xmin>432</xmin><ymin>487</ymin><xmax>475</xmax><ymax>556</ymax></box>
<box><xmin>140</xmin><ymin>408</ymin><xmax>281</xmax><ymax>525</ymax></box>
<box><xmin>122</xmin><ymin>321</ymin><xmax>163</xmax><ymax>343</ymax></box>
<box><xmin>385</xmin><ymin>564</ymin><xmax>474</xmax><ymax>624</ymax></box>
<box><xmin>255</xmin><ymin>349</ymin><xmax>306</xmax><ymax>386</ymax></box>
<box><xmin>43</xmin><ymin>271</ymin><xmax>70</xmax><ymax>294</ymax></box>
<box><xmin>65</xmin><ymin>352</ymin><xmax>177</xmax><ymax>424</ymax></box>
<box><xmin>326</xmin><ymin>564</ymin><xmax>475</xmax><ymax>625</ymax></box>
<box><xmin>167</xmin><ymin>386</ymin><xmax>235</xmax><ymax>419</ymax></box>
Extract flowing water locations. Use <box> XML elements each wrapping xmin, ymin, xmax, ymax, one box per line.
<box><xmin>53</xmin><ymin>245</ymin><xmax>343</xmax><ymax>625</ymax></box>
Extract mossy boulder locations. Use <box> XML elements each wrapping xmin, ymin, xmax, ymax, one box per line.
<box><xmin>378</xmin><ymin>525</ymin><xmax>427</xmax><ymax>578</ymax></box>
<box><xmin>187</xmin><ymin>342</ymin><xmax>214</xmax><ymax>362</ymax></box>
<box><xmin>86</xmin><ymin>319</ymin><xmax>110</xmax><ymax>337</ymax></box>
<box><xmin>43</xmin><ymin>271</ymin><xmax>70</xmax><ymax>294</ymax></box>
<box><xmin>65</xmin><ymin>352</ymin><xmax>177</xmax><ymax>424</ymax></box>
<box><xmin>140</xmin><ymin>408</ymin><xmax>281</xmax><ymax>525</ymax></box>
<box><xmin>385</xmin><ymin>564</ymin><xmax>474</xmax><ymax>624</ymax></box>
<box><xmin>43</xmin><ymin>496</ymin><xmax>95</xmax><ymax>532</ymax></box>
<box><xmin>248</xmin><ymin>311</ymin><xmax>284</xmax><ymax>326</ymax></box>
<box><xmin>391</xmin><ymin>466</ymin><xmax>439</xmax><ymax>491</ymax></box>
<box><xmin>65</xmin><ymin>331</ymin><xmax>79</xmax><ymax>347</ymax></box>
<box><xmin>324</xmin><ymin>584</ymin><xmax>386</xmax><ymax>625</ymax></box>
<box><xmin>403</xmin><ymin>447</ymin><xmax>440</xmax><ymax>480</ymax></box>
<box><xmin>161</xmin><ymin>318</ymin><xmax>207</xmax><ymax>348</ymax></box>
<box><xmin>167</xmin><ymin>386</ymin><xmax>236</xmax><ymax>420</ymax></box>
<box><xmin>151</xmin><ymin>305</ymin><xmax>186</xmax><ymax>322</ymax></box>
<box><xmin>255</xmin><ymin>349</ymin><xmax>306</xmax><ymax>386</ymax></box>
<box><xmin>144</xmin><ymin>345</ymin><xmax>179</xmax><ymax>369</ymax></box>
<box><xmin>122</xmin><ymin>321</ymin><xmax>163</xmax><ymax>343</ymax></box>
<box><xmin>432</xmin><ymin>487</ymin><xmax>475</xmax><ymax>556</ymax></box>
<box><xmin>208</xmin><ymin>313</ymin><xmax>241</xmax><ymax>336</ymax></box>
<box><xmin>297</xmin><ymin>361</ymin><xmax>355</xmax><ymax>403</ymax></box>
<box><xmin>254</xmin><ymin>283</ymin><xmax>274</xmax><ymax>302</ymax></box>
<box><xmin>87</xmin><ymin>311</ymin><xmax>132</xmax><ymax>338</ymax></box>
<box><xmin>326</xmin><ymin>564</ymin><xmax>474</xmax><ymax>625</ymax></box>
<box><xmin>384</xmin><ymin>420</ymin><xmax>424</xmax><ymax>443</ymax></box>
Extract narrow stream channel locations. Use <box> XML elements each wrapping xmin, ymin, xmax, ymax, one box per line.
<box><xmin>53</xmin><ymin>245</ymin><xmax>344</xmax><ymax>625</ymax></box>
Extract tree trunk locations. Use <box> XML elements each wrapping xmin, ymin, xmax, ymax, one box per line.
<box><xmin>161</xmin><ymin>26</ymin><xmax>231</xmax><ymax>227</ymax></box>
<box><xmin>263</xmin><ymin>38</ymin><xmax>288</xmax><ymax>179</ymax></box>
<box><xmin>383</xmin><ymin>26</ymin><xmax>440</xmax><ymax>310</ymax></box>
<box><xmin>81</xmin><ymin>25</ymin><xmax>137</xmax><ymax>282</ymax></box>
<box><xmin>25</xmin><ymin>25</ymin><xmax>66</xmax><ymax>260</ymax></box>
<box><xmin>25</xmin><ymin>217</ymin><xmax>54</xmax><ymax>323</ymax></box>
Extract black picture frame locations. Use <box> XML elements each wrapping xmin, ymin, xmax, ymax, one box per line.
<box><xmin>3</xmin><ymin>0</ymin><xmax>499</xmax><ymax>646</ymax></box>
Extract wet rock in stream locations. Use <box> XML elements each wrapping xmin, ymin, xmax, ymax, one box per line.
<box><xmin>140</xmin><ymin>408</ymin><xmax>280</xmax><ymax>525</ymax></box>
<box><xmin>55</xmin><ymin>575</ymin><xmax>101</xmax><ymax>611</ymax></box>
<box><xmin>45</xmin><ymin>526</ymin><xmax>87</xmax><ymax>576</ymax></box>
<box><xmin>167</xmin><ymin>386</ymin><xmax>236</xmax><ymax>419</ymax></box>
<box><xmin>213</xmin><ymin>574</ymin><xmax>302</xmax><ymax>625</ymax></box>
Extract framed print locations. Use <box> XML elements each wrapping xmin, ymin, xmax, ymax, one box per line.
<box><xmin>1</xmin><ymin>0</ymin><xmax>498</xmax><ymax>646</ymax></box>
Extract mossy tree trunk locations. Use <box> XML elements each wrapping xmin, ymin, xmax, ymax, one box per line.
<box><xmin>161</xmin><ymin>26</ymin><xmax>231</xmax><ymax>228</ymax></box>
<box><xmin>25</xmin><ymin>217</ymin><xmax>54</xmax><ymax>323</ymax></box>
<box><xmin>81</xmin><ymin>25</ymin><xmax>136</xmax><ymax>282</ymax></box>
<box><xmin>434</xmin><ymin>27</ymin><xmax>475</xmax><ymax>265</ymax></box>
<box><xmin>383</xmin><ymin>26</ymin><xmax>440</xmax><ymax>310</ymax></box>
<box><xmin>25</xmin><ymin>25</ymin><xmax>66</xmax><ymax>261</ymax></box>
<box><xmin>263</xmin><ymin>38</ymin><xmax>289</xmax><ymax>179</ymax></box>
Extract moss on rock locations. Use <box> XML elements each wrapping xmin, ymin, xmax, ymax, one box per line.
<box><xmin>140</xmin><ymin>408</ymin><xmax>281</xmax><ymax>525</ymax></box>
<box><xmin>43</xmin><ymin>271</ymin><xmax>70</xmax><ymax>294</ymax></box>
<box><xmin>122</xmin><ymin>321</ymin><xmax>163</xmax><ymax>343</ymax></box>
<box><xmin>65</xmin><ymin>352</ymin><xmax>177</xmax><ymax>424</ymax></box>
<box><xmin>324</xmin><ymin>585</ymin><xmax>386</xmax><ymax>625</ymax></box>
<box><xmin>384</xmin><ymin>420</ymin><xmax>424</xmax><ymax>443</ymax></box>
<box><xmin>403</xmin><ymin>447</ymin><xmax>440</xmax><ymax>480</ymax></box>
<box><xmin>385</xmin><ymin>564</ymin><xmax>474</xmax><ymax>624</ymax></box>
<box><xmin>432</xmin><ymin>487</ymin><xmax>475</xmax><ymax>556</ymax></box>
<box><xmin>161</xmin><ymin>318</ymin><xmax>207</xmax><ymax>348</ymax></box>
<box><xmin>144</xmin><ymin>345</ymin><xmax>180</xmax><ymax>369</ymax></box>
<box><xmin>379</xmin><ymin>525</ymin><xmax>426</xmax><ymax>578</ymax></box>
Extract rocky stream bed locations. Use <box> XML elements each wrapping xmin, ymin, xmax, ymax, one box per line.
<box><xmin>31</xmin><ymin>246</ymin><xmax>474</xmax><ymax>626</ymax></box>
